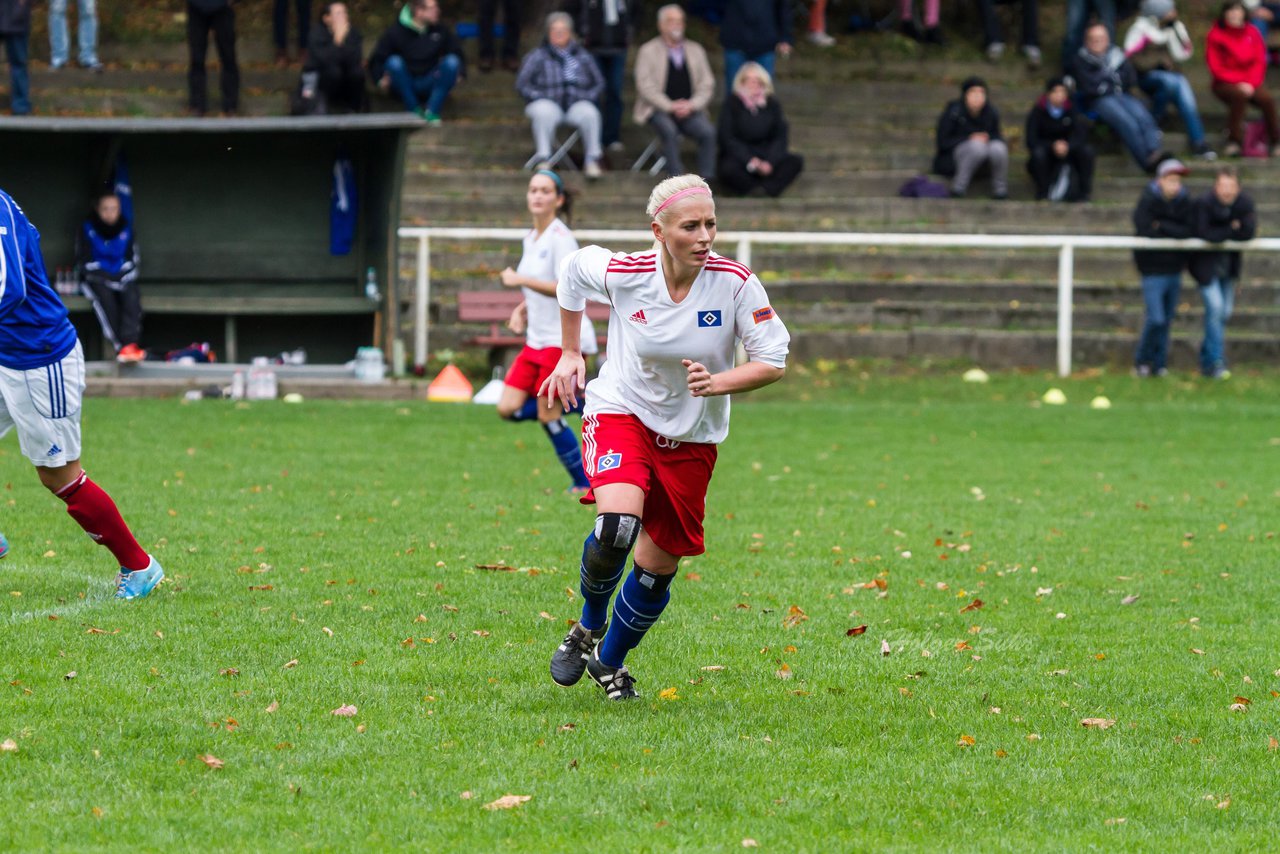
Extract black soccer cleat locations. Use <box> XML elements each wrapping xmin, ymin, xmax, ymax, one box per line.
<box><xmin>550</xmin><ymin>621</ymin><xmax>607</xmax><ymax>687</ymax></box>
<box><xmin>586</xmin><ymin>648</ymin><xmax>639</xmax><ymax>700</ymax></box>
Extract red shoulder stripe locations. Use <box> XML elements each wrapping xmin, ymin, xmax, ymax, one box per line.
<box><xmin>705</xmin><ymin>263</ymin><xmax>750</xmax><ymax>282</ymax></box>
<box><xmin>708</xmin><ymin>254</ymin><xmax>750</xmax><ymax>276</ymax></box>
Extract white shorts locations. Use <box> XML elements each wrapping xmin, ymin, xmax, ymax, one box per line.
<box><xmin>0</xmin><ymin>340</ymin><xmax>84</xmax><ymax>468</ymax></box>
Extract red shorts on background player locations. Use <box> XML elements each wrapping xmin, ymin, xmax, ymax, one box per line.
<box><xmin>540</xmin><ymin>174</ymin><xmax>790</xmax><ymax>701</ymax></box>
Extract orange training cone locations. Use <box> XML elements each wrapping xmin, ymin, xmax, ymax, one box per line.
<box><xmin>427</xmin><ymin>364</ymin><xmax>474</xmax><ymax>402</ymax></box>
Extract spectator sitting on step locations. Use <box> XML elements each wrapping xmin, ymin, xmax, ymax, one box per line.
<box><xmin>1062</xmin><ymin>0</ymin><xmax>1116</xmax><ymax>66</ymax></box>
<box><xmin>1070</xmin><ymin>22</ymin><xmax>1170</xmax><ymax>173</ymax></box>
<box><xmin>516</xmin><ymin>12</ymin><xmax>607</xmax><ymax>180</ymax></box>
<box><xmin>634</xmin><ymin>4</ymin><xmax>717</xmax><ymax>179</ymax></box>
<box><xmin>1190</xmin><ymin>165</ymin><xmax>1255</xmax><ymax>378</ymax></box>
<box><xmin>719</xmin><ymin>0</ymin><xmax>793</xmax><ymax>92</ymax></box>
<box><xmin>717</xmin><ymin>62</ymin><xmax>804</xmax><ymax>197</ymax></box>
<box><xmin>1123</xmin><ymin>0</ymin><xmax>1217</xmax><ymax>160</ymax></box>
<box><xmin>298</xmin><ymin>2</ymin><xmax>365</xmax><ymax>114</ymax></box>
<box><xmin>1207</xmin><ymin>1</ymin><xmax>1280</xmax><ymax>157</ymax></box>
<box><xmin>1025</xmin><ymin>77</ymin><xmax>1095</xmax><ymax>201</ymax></box>
<box><xmin>75</xmin><ymin>191</ymin><xmax>144</xmax><ymax>364</ymax></box>
<box><xmin>367</xmin><ymin>0</ymin><xmax>464</xmax><ymax>125</ymax></box>
<box><xmin>897</xmin><ymin>0</ymin><xmax>943</xmax><ymax>45</ymax></box>
<box><xmin>1132</xmin><ymin>158</ymin><xmax>1193</xmax><ymax>378</ymax></box>
<box><xmin>933</xmin><ymin>76</ymin><xmax>1009</xmax><ymax>199</ymax></box>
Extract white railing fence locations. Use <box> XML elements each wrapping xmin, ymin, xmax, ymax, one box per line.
<box><xmin>397</xmin><ymin>227</ymin><xmax>1280</xmax><ymax>378</ymax></box>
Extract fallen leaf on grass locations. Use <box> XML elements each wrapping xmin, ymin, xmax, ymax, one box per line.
<box><xmin>1121</xmin><ymin>595</ymin><xmax>1140</xmax><ymax>605</ymax></box>
<box><xmin>957</xmin><ymin>734</ymin><xmax>976</xmax><ymax>747</ymax></box>
<box><xmin>1191</xmin><ymin>648</ymin><xmax>1206</xmax><ymax>655</ymax></box>
<box><xmin>64</xmin><ymin>671</ymin><xmax>76</xmax><ymax>681</ymax></box>
<box><xmin>1269</xmin><ymin>737</ymin><xmax>1278</xmax><ymax>751</ymax></box>
<box><xmin>1104</xmin><ymin>817</ymin><xmax>1126</xmax><ymax>826</ymax></box>
<box><xmin>1035</xmin><ymin>587</ymin><xmax>1053</xmax><ymax>597</ymax></box>
<box><xmin>846</xmin><ymin>625</ymin><xmax>868</xmax><ymax>636</ymax></box>
<box><xmin>960</xmin><ymin>598</ymin><xmax>984</xmax><ymax>613</ymax></box>
<box><xmin>322</xmin><ymin>627</ymin><xmax>334</xmax><ymax>637</ymax></box>
<box><xmin>1081</xmin><ymin>718</ymin><xmax>1116</xmax><ymax>729</ymax></box>
<box><xmin>659</xmin><ymin>687</ymin><xmax>679</xmax><ymax>700</ymax></box>
<box><xmin>219</xmin><ymin>668</ymin><xmax>239</xmax><ymax>677</ymax></box>
<box><xmin>537</xmin><ymin>611</ymin><xmax>554</xmax><ymax>620</ymax></box>
<box><xmin>881</xmin><ymin>640</ymin><xmax>892</xmax><ymax>656</ymax></box>
<box><xmin>282</xmin><ymin>659</ymin><xmax>299</xmax><ymax>670</ymax></box>
<box><xmin>1026</xmin><ymin>733</ymin><xmax>1042</xmax><ymax>742</ymax></box>
<box><xmin>198</xmin><ymin>754</ymin><xmax>224</xmax><ymax>770</ymax></box>
<box><xmin>1234</xmin><ymin>696</ymin><xmax>1252</xmax><ymax>705</ymax></box>
<box><xmin>265</xmin><ymin>701</ymin><xmax>279</xmax><ymax>713</ymax></box>
<box><xmin>742</xmin><ymin>840</ymin><xmax>759</xmax><ymax>849</ymax></box>
<box><xmin>782</xmin><ymin>605</ymin><xmax>808</xmax><ymax>629</ymax></box>
<box><xmin>774</xmin><ymin>664</ymin><xmax>793</xmax><ymax>680</ymax></box>
<box><xmin>1216</xmin><ymin>798</ymin><xmax>1231</xmax><ymax>810</ymax></box>
<box><xmin>0</xmin><ymin>739</ymin><xmax>17</xmax><ymax>752</ymax></box>
<box><xmin>331</xmin><ymin>705</ymin><xmax>358</xmax><ymax>717</ymax></box>
<box><xmin>483</xmin><ymin>794</ymin><xmax>531</xmax><ymax>810</ymax></box>
<box><xmin>474</xmin><ymin>563</ymin><xmax>516</xmax><ymax>571</ymax></box>
<box><xmin>557</xmin><ymin>723</ymin><xmax>575</xmax><ymax>732</ymax></box>
<box><xmin>91</xmin><ymin>807</ymin><xmax>103</xmax><ymax>819</ymax></box>
<box><xmin>1230</xmin><ymin>703</ymin><xmax>1248</xmax><ymax>713</ymax></box>
<box><xmin>701</xmin><ymin>665</ymin><xmax>725</xmax><ymax>672</ymax></box>
<box><xmin>459</xmin><ymin>791</ymin><xmax>473</xmax><ymax>800</ymax></box>
<box><xmin>442</xmin><ymin>604</ymin><xmax>460</xmax><ymax>613</ymax></box>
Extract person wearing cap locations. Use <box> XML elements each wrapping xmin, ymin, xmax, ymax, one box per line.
<box><xmin>1207</xmin><ymin>1</ymin><xmax>1280</xmax><ymax>157</ymax></box>
<box><xmin>1132</xmin><ymin>158</ymin><xmax>1194</xmax><ymax>377</ymax></box>
<box><xmin>1070</xmin><ymin>22</ymin><xmax>1169</xmax><ymax>173</ymax></box>
<box><xmin>1123</xmin><ymin>0</ymin><xmax>1217</xmax><ymax>160</ymax></box>
<box><xmin>1190</xmin><ymin>166</ymin><xmax>1255</xmax><ymax>378</ymax></box>
<box><xmin>1025</xmin><ymin>77</ymin><xmax>1095</xmax><ymax>201</ymax></box>
<box><xmin>933</xmin><ymin>76</ymin><xmax>1009</xmax><ymax>199</ymax></box>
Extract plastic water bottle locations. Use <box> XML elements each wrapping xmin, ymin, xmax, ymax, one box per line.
<box><xmin>247</xmin><ymin>357</ymin><xmax>278</xmax><ymax>400</ymax></box>
<box><xmin>353</xmin><ymin>346</ymin><xmax>386</xmax><ymax>383</ymax></box>
<box><xmin>365</xmin><ymin>267</ymin><xmax>380</xmax><ymax>303</ymax></box>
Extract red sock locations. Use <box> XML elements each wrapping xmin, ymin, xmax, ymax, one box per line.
<box><xmin>56</xmin><ymin>471</ymin><xmax>150</xmax><ymax>571</ymax></box>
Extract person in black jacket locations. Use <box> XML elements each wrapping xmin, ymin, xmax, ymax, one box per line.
<box><xmin>75</xmin><ymin>192</ymin><xmax>144</xmax><ymax>363</ymax></box>
<box><xmin>1069</xmin><ymin>23</ymin><xmax>1166</xmax><ymax>172</ymax></box>
<box><xmin>719</xmin><ymin>0</ymin><xmax>792</xmax><ymax>93</ymax></box>
<box><xmin>933</xmin><ymin>76</ymin><xmax>1009</xmax><ymax>199</ymax></box>
<box><xmin>570</xmin><ymin>0</ymin><xmax>631</xmax><ymax>153</ymax></box>
<box><xmin>300</xmin><ymin>2</ymin><xmax>364</xmax><ymax>113</ymax></box>
<box><xmin>1190</xmin><ymin>166</ymin><xmax>1255</xmax><ymax>378</ymax></box>
<box><xmin>187</xmin><ymin>0</ymin><xmax>239</xmax><ymax>116</ymax></box>
<box><xmin>368</xmin><ymin>0</ymin><xmax>464</xmax><ymax>123</ymax></box>
<box><xmin>717</xmin><ymin>62</ymin><xmax>803</xmax><ymax>197</ymax></box>
<box><xmin>0</xmin><ymin>0</ymin><xmax>31</xmax><ymax>115</ymax></box>
<box><xmin>1025</xmin><ymin>77</ymin><xmax>1095</xmax><ymax>201</ymax></box>
<box><xmin>1132</xmin><ymin>158</ymin><xmax>1193</xmax><ymax>377</ymax></box>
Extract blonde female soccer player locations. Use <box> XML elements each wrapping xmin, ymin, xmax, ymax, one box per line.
<box><xmin>495</xmin><ymin>169</ymin><xmax>597</xmax><ymax>492</ymax></box>
<box><xmin>541</xmin><ymin>174</ymin><xmax>790</xmax><ymax>700</ymax></box>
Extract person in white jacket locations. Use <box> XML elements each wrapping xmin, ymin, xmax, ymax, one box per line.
<box><xmin>1123</xmin><ymin>0</ymin><xmax>1217</xmax><ymax>159</ymax></box>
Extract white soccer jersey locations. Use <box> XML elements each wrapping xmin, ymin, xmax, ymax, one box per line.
<box><xmin>558</xmin><ymin>245</ymin><xmax>790</xmax><ymax>445</ymax></box>
<box><xmin>517</xmin><ymin>218</ymin><xmax>597</xmax><ymax>354</ymax></box>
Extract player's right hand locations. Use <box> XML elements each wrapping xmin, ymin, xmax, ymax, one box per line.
<box><xmin>540</xmin><ymin>351</ymin><xmax>586</xmax><ymax>409</ymax></box>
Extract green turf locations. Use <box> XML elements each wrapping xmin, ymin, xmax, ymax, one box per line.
<box><xmin>1</xmin><ymin>368</ymin><xmax>1278</xmax><ymax>850</ymax></box>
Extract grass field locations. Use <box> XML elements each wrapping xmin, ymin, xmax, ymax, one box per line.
<box><xmin>1</xmin><ymin>367</ymin><xmax>1278</xmax><ymax>850</ymax></box>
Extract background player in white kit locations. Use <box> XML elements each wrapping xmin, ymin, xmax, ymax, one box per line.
<box><xmin>0</xmin><ymin>187</ymin><xmax>163</xmax><ymax>600</ymax></box>
<box><xmin>495</xmin><ymin>169</ymin><xmax>598</xmax><ymax>493</ymax></box>
<box><xmin>541</xmin><ymin>174</ymin><xmax>790</xmax><ymax>700</ymax></box>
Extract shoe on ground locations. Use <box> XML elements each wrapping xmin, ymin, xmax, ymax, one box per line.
<box><xmin>806</xmin><ymin>30</ymin><xmax>836</xmax><ymax>47</ymax></box>
<box><xmin>586</xmin><ymin>648</ymin><xmax>639</xmax><ymax>700</ymax></box>
<box><xmin>116</xmin><ymin>343</ymin><xmax>146</xmax><ymax>363</ymax></box>
<box><xmin>606</xmin><ymin>140</ymin><xmax>626</xmax><ymax>154</ymax></box>
<box><xmin>1222</xmin><ymin>141</ymin><xmax>1242</xmax><ymax>158</ymax></box>
<box><xmin>1133</xmin><ymin>364</ymin><xmax>1152</xmax><ymax>378</ymax></box>
<box><xmin>1192</xmin><ymin>141</ymin><xmax>1217</xmax><ymax>160</ymax></box>
<box><xmin>0</xmin><ymin>532</ymin><xmax>8</xmax><ymax>560</ymax></box>
<box><xmin>584</xmin><ymin>159</ymin><xmax>603</xmax><ymax>180</ymax></box>
<box><xmin>1023</xmin><ymin>45</ymin><xmax>1042</xmax><ymax>67</ymax></box>
<box><xmin>985</xmin><ymin>41</ymin><xmax>1005</xmax><ymax>62</ymax></box>
<box><xmin>550</xmin><ymin>621</ymin><xmax>607</xmax><ymax>686</ymax></box>
<box><xmin>991</xmin><ymin>191</ymin><xmax>1009</xmax><ymax>200</ymax></box>
<box><xmin>898</xmin><ymin>20</ymin><xmax>923</xmax><ymax>41</ymax></box>
<box><xmin>421</xmin><ymin>110</ymin><xmax>443</xmax><ymax>127</ymax></box>
<box><xmin>115</xmin><ymin>555</ymin><xmax>164</xmax><ymax>601</ymax></box>
<box><xmin>923</xmin><ymin>26</ymin><xmax>945</xmax><ymax>45</ymax></box>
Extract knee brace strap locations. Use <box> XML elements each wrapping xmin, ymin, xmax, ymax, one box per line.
<box><xmin>582</xmin><ymin>512</ymin><xmax>641</xmax><ymax>581</ymax></box>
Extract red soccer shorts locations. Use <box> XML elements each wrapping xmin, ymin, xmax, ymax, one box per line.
<box><xmin>579</xmin><ymin>413</ymin><xmax>718</xmax><ymax>557</ymax></box>
<box><xmin>504</xmin><ymin>345</ymin><xmax>562</xmax><ymax>397</ymax></box>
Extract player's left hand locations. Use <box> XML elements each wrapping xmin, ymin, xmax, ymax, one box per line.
<box><xmin>684</xmin><ymin>359</ymin><xmax>716</xmax><ymax>397</ymax></box>
<box><xmin>500</xmin><ymin>267</ymin><xmax>522</xmax><ymax>288</ymax></box>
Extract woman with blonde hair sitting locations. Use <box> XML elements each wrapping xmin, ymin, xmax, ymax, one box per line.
<box><xmin>716</xmin><ymin>62</ymin><xmax>804</xmax><ymax>197</ymax></box>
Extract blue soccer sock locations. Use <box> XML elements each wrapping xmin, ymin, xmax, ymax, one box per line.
<box><xmin>506</xmin><ymin>398</ymin><xmax>539</xmax><ymax>422</ymax></box>
<box><xmin>578</xmin><ymin>530</ymin><xmax>631</xmax><ymax>630</ymax></box>
<box><xmin>598</xmin><ymin>565</ymin><xmax>673</xmax><ymax>668</ymax></box>
<box><xmin>543</xmin><ymin>418</ymin><xmax>590</xmax><ymax>489</ymax></box>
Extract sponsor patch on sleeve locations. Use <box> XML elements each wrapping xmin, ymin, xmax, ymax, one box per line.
<box><xmin>752</xmin><ymin>306</ymin><xmax>775</xmax><ymax>324</ymax></box>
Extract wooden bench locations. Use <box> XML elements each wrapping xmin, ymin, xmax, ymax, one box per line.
<box><xmin>457</xmin><ymin>291</ymin><xmax>610</xmax><ymax>364</ymax></box>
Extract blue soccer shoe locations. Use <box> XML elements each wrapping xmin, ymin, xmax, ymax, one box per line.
<box><xmin>115</xmin><ymin>555</ymin><xmax>164</xmax><ymax>601</ymax></box>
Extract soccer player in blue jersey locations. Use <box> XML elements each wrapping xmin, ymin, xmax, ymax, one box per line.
<box><xmin>0</xmin><ymin>187</ymin><xmax>164</xmax><ymax>600</ymax></box>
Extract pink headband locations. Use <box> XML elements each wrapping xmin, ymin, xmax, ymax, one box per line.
<box><xmin>653</xmin><ymin>186</ymin><xmax>712</xmax><ymax>217</ymax></box>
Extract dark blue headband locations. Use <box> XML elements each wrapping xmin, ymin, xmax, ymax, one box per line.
<box><xmin>535</xmin><ymin>169</ymin><xmax>564</xmax><ymax>194</ymax></box>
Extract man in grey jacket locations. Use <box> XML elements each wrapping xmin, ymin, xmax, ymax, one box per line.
<box><xmin>633</xmin><ymin>5</ymin><xmax>716</xmax><ymax>178</ymax></box>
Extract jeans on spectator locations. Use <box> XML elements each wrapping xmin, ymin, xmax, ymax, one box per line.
<box><xmin>1092</xmin><ymin>93</ymin><xmax>1160</xmax><ymax>168</ymax></box>
<box><xmin>649</xmin><ymin>110</ymin><xmax>717</xmax><ymax>178</ymax></box>
<box><xmin>525</xmin><ymin>98</ymin><xmax>603</xmax><ymax>163</ymax></box>
<box><xmin>4</xmin><ymin>33</ymin><xmax>29</xmax><ymax>115</ymax></box>
<box><xmin>978</xmin><ymin>0</ymin><xmax>1039</xmax><ymax>48</ymax></box>
<box><xmin>951</xmin><ymin>137</ymin><xmax>1009</xmax><ymax>195</ymax></box>
<box><xmin>592</xmin><ymin>51</ymin><xmax>626</xmax><ymax>147</ymax></box>
<box><xmin>187</xmin><ymin>2</ymin><xmax>239</xmax><ymax>114</ymax></box>
<box><xmin>385</xmin><ymin>54</ymin><xmax>460</xmax><ymax>115</ymax></box>
<box><xmin>1140</xmin><ymin>69</ymin><xmax>1206</xmax><ymax>147</ymax></box>
<box><xmin>1198</xmin><ymin>277</ymin><xmax>1235</xmax><ymax>374</ymax></box>
<box><xmin>723</xmin><ymin>49</ymin><xmax>774</xmax><ymax>94</ymax></box>
<box><xmin>1135</xmin><ymin>271</ymin><xmax>1181</xmax><ymax>372</ymax></box>
<box><xmin>1211</xmin><ymin>79</ymin><xmax>1280</xmax><ymax>146</ymax></box>
<box><xmin>1063</xmin><ymin>0</ymin><xmax>1116</xmax><ymax>66</ymax></box>
<box><xmin>273</xmin><ymin>0</ymin><xmax>311</xmax><ymax>53</ymax></box>
<box><xmin>49</xmin><ymin>0</ymin><xmax>98</xmax><ymax>68</ymax></box>
<box><xmin>479</xmin><ymin>0</ymin><xmax>522</xmax><ymax>61</ymax></box>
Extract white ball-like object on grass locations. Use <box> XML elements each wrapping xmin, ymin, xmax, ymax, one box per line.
<box><xmin>962</xmin><ymin>368</ymin><xmax>990</xmax><ymax>384</ymax></box>
<box><xmin>283</xmin><ymin>393</ymin><xmax>305</xmax><ymax>404</ymax></box>
<box><xmin>1041</xmin><ymin>388</ymin><xmax>1067</xmax><ymax>405</ymax></box>
<box><xmin>1090</xmin><ymin>395</ymin><xmax>1112</xmax><ymax>410</ymax></box>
